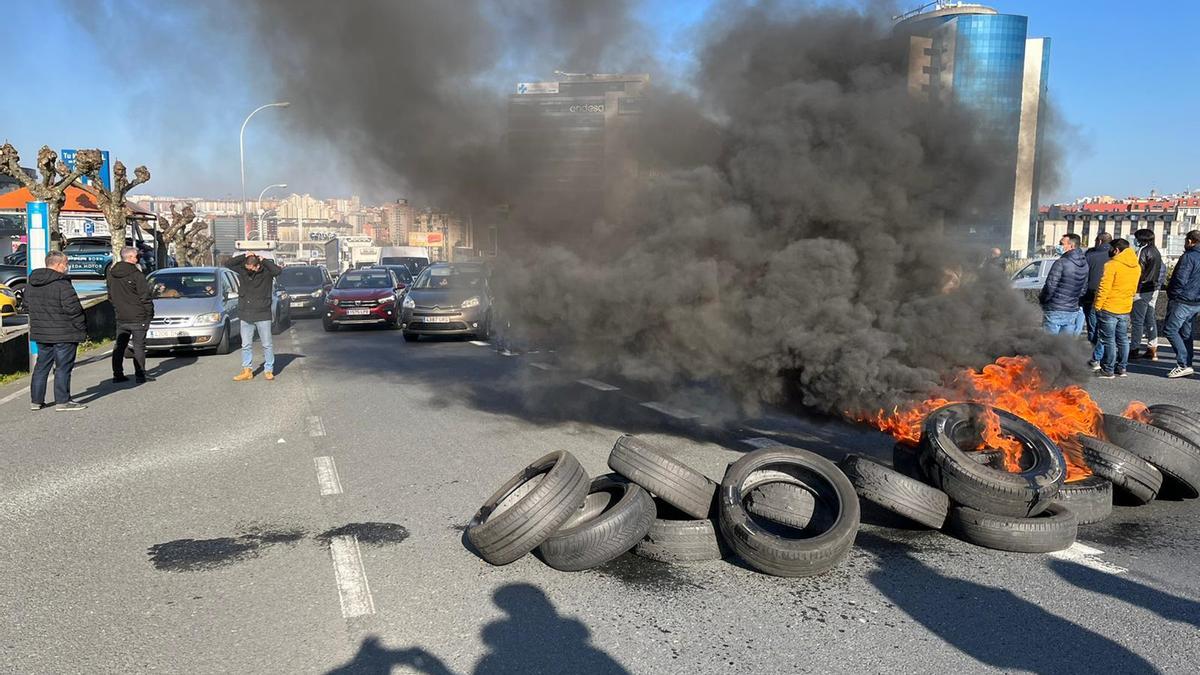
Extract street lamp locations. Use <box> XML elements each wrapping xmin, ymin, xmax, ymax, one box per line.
<box><xmin>256</xmin><ymin>183</ymin><xmax>288</xmax><ymax>240</ymax></box>
<box><xmin>239</xmin><ymin>101</ymin><xmax>290</xmax><ymax>237</ymax></box>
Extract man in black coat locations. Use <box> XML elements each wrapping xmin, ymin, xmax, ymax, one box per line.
<box><xmin>226</xmin><ymin>253</ymin><xmax>282</xmax><ymax>381</ymax></box>
<box><xmin>26</xmin><ymin>250</ymin><xmax>87</xmax><ymax>411</ymax></box>
<box><xmin>106</xmin><ymin>246</ymin><xmax>155</xmax><ymax>383</ymax></box>
<box><xmin>1039</xmin><ymin>233</ymin><xmax>1089</xmax><ymax>335</ymax></box>
<box><xmin>1082</xmin><ymin>232</ymin><xmax>1113</xmax><ymax>367</ymax></box>
<box><xmin>1130</xmin><ymin>228</ymin><xmax>1165</xmax><ymax>360</ymax></box>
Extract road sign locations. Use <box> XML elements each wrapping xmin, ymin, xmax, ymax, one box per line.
<box><xmin>60</xmin><ymin>149</ymin><xmax>111</xmax><ymax>190</ymax></box>
<box><xmin>26</xmin><ymin>201</ymin><xmax>49</xmax><ymax>365</ymax></box>
<box><xmin>516</xmin><ymin>81</ymin><xmax>558</xmax><ymax>95</ymax></box>
<box><xmin>83</xmin><ymin>221</ymin><xmax>95</xmax><ymax>237</ymax></box>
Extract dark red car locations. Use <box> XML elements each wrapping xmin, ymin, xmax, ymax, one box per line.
<box><xmin>322</xmin><ymin>269</ymin><xmax>404</xmax><ymax>331</ymax></box>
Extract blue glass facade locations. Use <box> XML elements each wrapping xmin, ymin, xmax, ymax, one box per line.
<box><xmin>951</xmin><ymin>14</ymin><xmax>1028</xmax><ymax>141</ymax></box>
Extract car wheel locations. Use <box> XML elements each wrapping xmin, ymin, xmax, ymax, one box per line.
<box><xmin>214</xmin><ymin>323</ymin><xmax>233</xmax><ymax>355</ymax></box>
<box><xmin>403</xmin><ymin>331</ymin><xmax>417</xmax><ymax>342</ymax></box>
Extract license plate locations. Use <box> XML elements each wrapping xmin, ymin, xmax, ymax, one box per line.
<box><xmin>421</xmin><ymin>315</ymin><xmax>452</xmax><ymax>323</ymax></box>
<box><xmin>290</xmin><ymin>301</ymin><xmax>307</xmax><ymax>307</ymax></box>
<box><xmin>346</xmin><ymin>308</ymin><xmax>371</xmax><ymax>315</ymax></box>
<box><xmin>148</xmin><ymin>329</ymin><xmax>165</xmax><ymax>338</ymax></box>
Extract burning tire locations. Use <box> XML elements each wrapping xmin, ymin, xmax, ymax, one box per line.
<box><xmin>744</xmin><ymin>482</ymin><xmax>816</xmax><ymax>529</ymax></box>
<box><xmin>1147</xmin><ymin>404</ymin><xmax>1200</xmax><ymax>448</ymax></box>
<box><xmin>839</xmin><ymin>454</ymin><xmax>949</xmax><ymax>529</ymax></box>
<box><xmin>467</xmin><ymin>451</ymin><xmax>590</xmax><ymax>565</ymax></box>
<box><xmin>947</xmin><ymin>504</ymin><xmax>1077</xmax><ymax>553</ymax></box>
<box><xmin>1102</xmin><ymin>415</ymin><xmax>1200</xmax><ymax>498</ymax></box>
<box><xmin>608</xmin><ymin>435</ymin><xmax>717</xmax><ymax>519</ymax></box>
<box><xmin>718</xmin><ymin>448</ymin><xmax>860</xmax><ymax>578</ymax></box>
<box><xmin>892</xmin><ymin>442</ymin><xmax>926</xmax><ymax>482</ymax></box>
<box><xmin>634</xmin><ymin>499</ymin><xmax>727</xmax><ymax>563</ymax></box>
<box><xmin>1065</xmin><ymin>435</ymin><xmax>1163</xmax><ymax>505</ymax></box>
<box><xmin>1050</xmin><ymin>476</ymin><xmax>1113</xmax><ymax>525</ymax></box>
<box><xmin>921</xmin><ymin>403</ymin><xmax>1066</xmax><ymax>517</ymax></box>
<box><xmin>536</xmin><ymin>474</ymin><xmax>655</xmax><ymax>572</ymax></box>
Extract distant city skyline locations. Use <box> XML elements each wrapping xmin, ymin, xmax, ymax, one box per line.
<box><xmin>2</xmin><ymin>1</ymin><xmax>1196</xmax><ymax>203</ymax></box>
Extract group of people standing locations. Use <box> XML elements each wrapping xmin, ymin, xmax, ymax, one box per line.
<box><xmin>1040</xmin><ymin>228</ymin><xmax>1200</xmax><ymax>379</ymax></box>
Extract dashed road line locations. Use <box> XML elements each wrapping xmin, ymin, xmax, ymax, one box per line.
<box><xmin>529</xmin><ymin>362</ymin><xmax>557</xmax><ymax>371</ymax></box>
<box><xmin>307</xmin><ymin>415</ymin><xmax>326</xmax><ymax>437</ymax></box>
<box><xmin>329</xmin><ymin>535</ymin><xmax>376</xmax><ymax>618</ymax></box>
<box><xmin>640</xmin><ymin>401</ymin><xmax>701</xmax><ymax>420</ymax></box>
<box><xmin>313</xmin><ymin>456</ymin><xmax>343</xmax><ymax>496</ymax></box>
<box><xmin>499</xmin><ymin>349</ymin><xmax>517</xmax><ymax>357</ymax></box>
<box><xmin>469</xmin><ymin>340</ymin><xmax>490</xmax><ymax>346</ymax></box>
<box><xmin>1047</xmin><ymin>542</ymin><xmax>1128</xmax><ymax>574</ymax></box>
<box><xmin>578</xmin><ymin>378</ymin><xmax>620</xmax><ymax>391</ymax></box>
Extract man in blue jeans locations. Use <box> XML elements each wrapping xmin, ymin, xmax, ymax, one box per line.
<box><xmin>226</xmin><ymin>253</ymin><xmax>282</xmax><ymax>381</ymax></box>
<box><xmin>1082</xmin><ymin>232</ymin><xmax>1113</xmax><ymax>368</ymax></box>
<box><xmin>25</xmin><ymin>251</ymin><xmax>87</xmax><ymax>411</ymax></box>
<box><xmin>1039</xmin><ymin>233</ymin><xmax>1089</xmax><ymax>335</ymax></box>
<box><xmin>1164</xmin><ymin>230</ymin><xmax>1200</xmax><ymax>378</ymax></box>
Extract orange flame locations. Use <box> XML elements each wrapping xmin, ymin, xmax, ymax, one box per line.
<box><xmin>1121</xmin><ymin>400</ymin><xmax>1150</xmax><ymax>423</ymax></box>
<box><xmin>853</xmin><ymin>356</ymin><xmax>1099</xmax><ymax>480</ymax></box>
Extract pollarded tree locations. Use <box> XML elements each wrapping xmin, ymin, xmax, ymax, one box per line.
<box><xmin>182</xmin><ymin>221</ymin><xmax>214</xmax><ymax>266</ymax></box>
<box><xmin>0</xmin><ymin>144</ymin><xmax>103</xmax><ymax>248</ymax></box>
<box><xmin>86</xmin><ymin>160</ymin><xmax>151</xmax><ymax>260</ymax></box>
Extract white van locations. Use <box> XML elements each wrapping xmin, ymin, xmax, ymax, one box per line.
<box><xmin>379</xmin><ymin>246</ymin><xmax>431</xmax><ymax>275</ymax></box>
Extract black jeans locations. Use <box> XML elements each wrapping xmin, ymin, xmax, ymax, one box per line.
<box><xmin>113</xmin><ymin>322</ymin><xmax>148</xmax><ymax>377</ymax></box>
<box><xmin>31</xmin><ymin>342</ymin><xmax>78</xmax><ymax>405</ymax></box>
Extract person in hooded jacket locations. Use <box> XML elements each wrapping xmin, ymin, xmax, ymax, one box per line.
<box><xmin>1038</xmin><ymin>233</ymin><xmax>1089</xmax><ymax>335</ymax></box>
<box><xmin>106</xmin><ymin>246</ymin><xmax>154</xmax><ymax>383</ymax></box>
<box><xmin>1128</xmin><ymin>228</ymin><xmax>1165</xmax><ymax>361</ymax></box>
<box><xmin>26</xmin><ymin>250</ymin><xmax>87</xmax><ymax>411</ymax></box>
<box><xmin>1093</xmin><ymin>238</ymin><xmax>1141</xmax><ymax>378</ymax></box>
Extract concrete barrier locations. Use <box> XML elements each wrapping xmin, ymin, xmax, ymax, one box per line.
<box><xmin>0</xmin><ymin>294</ymin><xmax>113</xmax><ymax>376</ymax></box>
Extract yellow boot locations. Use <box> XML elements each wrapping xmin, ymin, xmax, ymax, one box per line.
<box><xmin>233</xmin><ymin>368</ymin><xmax>254</xmax><ymax>382</ymax></box>
<box><xmin>264</xmin><ymin>371</ymin><xmax>275</xmax><ymax>381</ymax></box>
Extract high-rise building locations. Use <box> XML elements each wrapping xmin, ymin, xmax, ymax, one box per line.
<box><xmin>896</xmin><ymin>2</ymin><xmax>1050</xmax><ymax>256</ymax></box>
<box><xmin>380</xmin><ymin>199</ymin><xmax>414</xmax><ymax>245</ymax></box>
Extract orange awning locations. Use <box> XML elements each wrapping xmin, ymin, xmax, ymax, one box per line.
<box><xmin>0</xmin><ymin>185</ymin><xmax>154</xmax><ymax>216</ymax></box>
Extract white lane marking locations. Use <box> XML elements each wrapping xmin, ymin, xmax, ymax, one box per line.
<box><xmin>314</xmin><ymin>456</ymin><xmax>343</xmax><ymax>496</ymax></box>
<box><xmin>742</xmin><ymin>437</ymin><xmax>785</xmax><ymax>449</ymax></box>
<box><xmin>640</xmin><ymin>401</ymin><xmax>700</xmax><ymax>420</ymax></box>
<box><xmin>307</xmin><ymin>415</ymin><xmax>326</xmax><ymax>437</ymax></box>
<box><xmin>1047</xmin><ymin>541</ymin><xmax>1128</xmax><ymax>574</ymax></box>
<box><xmin>329</xmin><ymin>535</ymin><xmax>376</xmax><ymax>618</ymax></box>
<box><xmin>469</xmin><ymin>340</ymin><xmax>490</xmax><ymax>346</ymax></box>
<box><xmin>578</xmin><ymin>378</ymin><xmax>619</xmax><ymax>391</ymax></box>
<box><xmin>499</xmin><ymin>349</ymin><xmax>517</xmax><ymax>357</ymax></box>
<box><xmin>0</xmin><ymin>387</ymin><xmax>29</xmax><ymax>407</ymax></box>
<box><xmin>529</xmin><ymin>362</ymin><xmax>557</xmax><ymax>371</ymax></box>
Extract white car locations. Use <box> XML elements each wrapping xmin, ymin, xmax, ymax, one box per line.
<box><xmin>1010</xmin><ymin>258</ymin><xmax>1058</xmax><ymax>292</ymax></box>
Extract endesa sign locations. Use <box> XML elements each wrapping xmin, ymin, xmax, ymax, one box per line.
<box><xmin>408</xmin><ymin>232</ymin><xmax>444</xmax><ymax>247</ymax></box>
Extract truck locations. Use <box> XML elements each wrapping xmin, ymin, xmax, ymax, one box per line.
<box><xmin>349</xmin><ymin>245</ymin><xmax>380</xmax><ymax>270</ymax></box>
<box><xmin>324</xmin><ymin>236</ymin><xmax>375</xmax><ymax>276</ymax></box>
<box><xmin>379</xmin><ymin>245</ymin><xmax>431</xmax><ymax>276</ymax></box>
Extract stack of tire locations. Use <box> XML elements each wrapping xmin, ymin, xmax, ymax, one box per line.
<box><xmin>1083</xmin><ymin>405</ymin><xmax>1200</xmax><ymax>502</ymax></box>
<box><xmin>465</xmin><ymin>435</ymin><xmax>862</xmax><ymax>577</ymax></box>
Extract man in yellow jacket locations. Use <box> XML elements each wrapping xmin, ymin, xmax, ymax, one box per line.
<box><xmin>1093</xmin><ymin>238</ymin><xmax>1142</xmax><ymax>378</ymax></box>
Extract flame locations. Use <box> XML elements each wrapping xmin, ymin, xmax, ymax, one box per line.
<box><xmin>854</xmin><ymin>356</ymin><xmax>1099</xmax><ymax>480</ymax></box>
<box><xmin>1121</xmin><ymin>400</ymin><xmax>1150</xmax><ymax>423</ymax></box>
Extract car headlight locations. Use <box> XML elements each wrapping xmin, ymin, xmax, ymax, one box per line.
<box><xmin>461</xmin><ymin>296</ymin><xmax>480</xmax><ymax>309</ymax></box>
<box><xmin>310</xmin><ymin>290</ymin><xmax>323</xmax><ymax>298</ymax></box>
<box><xmin>403</xmin><ymin>296</ymin><xmax>415</xmax><ymax>309</ymax></box>
<box><xmin>377</xmin><ymin>294</ymin><xmax>396</xmax><ymax>305</ymax></box>
<box><xmin>194</xmin><ymin>312</ymin><xmax>222</xmax><ymax>326</ymax></box>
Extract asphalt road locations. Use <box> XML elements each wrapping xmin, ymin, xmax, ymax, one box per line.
<box><xmin>2</xmin><ymin>319</ymin><xmax>1198</xmax><ymax>674</ymax></box>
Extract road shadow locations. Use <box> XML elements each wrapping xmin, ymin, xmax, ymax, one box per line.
<box><xmin>75</xmin><ymin>355</ymin><xmax>198</xmax><ymax>404</ymax></box>
<box><xmin>266</xmin><ymin>352</ymin><xmax>304</xmax><ymax>375</ymax></box>
<box><xmin>858</xmin><ymin>531</ymin><xmax>1157</xmax><ymax>672</ymax></box>
<box><xmin>1048</xmin><ymin>558</ymin><xmax>1200</xmax><ymax>629</ymax></box>
<box><xmin>326</xmin><ymin>583</ymin><xmax>627</xmax><ymax>674</ymax></box>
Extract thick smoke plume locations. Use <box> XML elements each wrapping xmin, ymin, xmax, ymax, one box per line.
<box><xmin>76</xmin><ymin>0</ymin><xmax>1087</xmax><ymax>415</ymax></box>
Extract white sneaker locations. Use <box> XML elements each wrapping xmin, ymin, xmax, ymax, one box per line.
<box><xmin>1168</xmin><ymin>366</ymin><xmax>1194</xmax><ymax>379</ymax></box>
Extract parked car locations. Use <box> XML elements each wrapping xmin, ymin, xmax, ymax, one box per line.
<box><xmin>323</xmin><ymin>268</ymin><xmax>404</xmax><ymax>331</ymax></box>
<box><xmin>64</xmin><ymin>237</ymin><xmax>157</xmax><ymax>278</ymax></box>
<box><xmin>145</xmin><ymin>266</ymin><xmax>290</xmax><ymax>353</ymax></box>
<box><xmin>0</xmin><ymin>282</ymin><xmax>16</xmax><ymax>318</ymax></box>
<box><xmin>1010</xmin><ymin>258</ymin><xmax>1057</xmax><ymax>292</ymax></box>
<box><xmin>0</xmin><ymin>264</ymin><xmax>27</xmax><ymax>310</ymax></box>
<box><xmin>277</xmin><ymin>264</ymin><xmax>333</xmax><ymax>318</ymax></box>
<box><xmin>400</xmin><ymin>263</ymin><xmax>492</xmax><ymax>341</ymax></box>
<box><xmin>4</xmin><ymin>245</ymin><xmax>26</xmax><ymax>267</ymax></box>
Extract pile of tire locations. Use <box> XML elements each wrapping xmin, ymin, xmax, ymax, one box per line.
<box><xmin>465</xmin><ymin>435</ymin><xmax>862</xmax><ymax>577</ymax></box>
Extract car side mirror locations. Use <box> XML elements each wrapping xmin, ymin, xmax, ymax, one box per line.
<box><xmin>226</xmin><ymin>291</ymin><xmax>238</xmax><ymax>300</ymax></box>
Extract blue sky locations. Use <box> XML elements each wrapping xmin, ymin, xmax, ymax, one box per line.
<box><xmin>2</xmin><ymin>0</ymin><xmax>1197</xmax><ymax>203</ymax></box>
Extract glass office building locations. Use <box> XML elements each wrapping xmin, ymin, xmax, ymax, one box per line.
<box><xmin>897</xmin><ymin>3</ymin><xmax>1050</xmax><ymax>256</ymax></box>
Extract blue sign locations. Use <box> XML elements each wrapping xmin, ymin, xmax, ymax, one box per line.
<box><xmin>60</xmin><ymin>148</ymin><xmax>111</xmax><ymax>190</ymax></box>
<box><xmin>84</xmin><ymin>221</ymin><xmax>95</xmax><ymax>237</ymax></box>
<box><xmin>26</xmin><ymin>201</ymin><xmax>49</xmax><ymax>363</ymax></box>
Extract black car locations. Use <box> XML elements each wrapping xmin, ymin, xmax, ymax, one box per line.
<box><xmin>3</xmin><ymin>244</ymin><xmax>26</xmax><ymax>267</ymax></box>
<box><xmin>372</xmin><ymin>265</ymin><xmax>414</xmax><ymax>291</ymax></box>
<box><xmin>277</xmin><ymin>265</ymin><xmax>334</xmax><ymax>317</ymax></box>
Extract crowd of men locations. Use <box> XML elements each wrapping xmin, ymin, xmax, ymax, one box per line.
<box><xmin>1040</xmin><ymin>228</ymin><xmax>1200</xmax><ymax>379</ymax></box>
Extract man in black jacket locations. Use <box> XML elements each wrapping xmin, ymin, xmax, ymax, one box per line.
<box><xmin>226</xmin><ymin>253</ymin><xmax>282</xmax><ymax>381</ymax></box>
<box><xmin>106</xmin><ymin>246</ymin><xmax>154</xmax><ymax>383</ymax></box>
<box><xmin>1164</xmin><ymin>230</ymin><xmax>1200</xmax><ymax>378</ymax></box>
<box><xmin>1082</xmin><ymin>232</ymin><xmax>1113</xmax><ymax>367</ymax></box>
<box><xmin>1039</xmin><ymin>233</ymin><xmax>1089</xmax><ymax>335</ymax></box>
<box><xmin>26</xmin><ymin>250</ymin><xmax>87</xmax><ymax>411</ymax></box>
<box><xmin>1130</xmin><ymin>228</ymin><xmax>1165</xmax><ymax>360</ymax></box>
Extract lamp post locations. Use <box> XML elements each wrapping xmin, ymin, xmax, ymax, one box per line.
<box><xmin>239</xmin><ymin>101</ymin><xmax>290</xmax><ymax>238</ymax></box>
<box><xmin>256</xmin><ymin>183</ymin><xmax>288</xmax><ymax>241</ymax></box>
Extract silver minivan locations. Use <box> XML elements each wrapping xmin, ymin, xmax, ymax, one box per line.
<box><xmin>145</xmin><ymin>266</ymin><xmax>289</xmax><ymax>354</ymax></box>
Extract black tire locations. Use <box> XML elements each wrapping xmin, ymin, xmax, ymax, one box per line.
<box><xmin>921</xmin><ymin>403</ymin><xmax>1066</xmax><ymax>517</ymax></box>
<box><xmin>947</xmin><ymin>504</ymin><xmax>1077</xmax><ymax>553</ymax></box>
<box><xmin>607</xmin><ymin>435</ymin><xmax>716</xmax><ymax>520</ymax></box>
<box><xmin>892</xmin><ymin>442</ymin><xmax>926</xmax><ymax>482</ymax></box>
<box><xmin>466</xmin><ymin>451</ymin><xmax>590</xmax><ymax>566</ymax></box>
<box><xmin>1064</xmin><ymin>435</ymin><xmax>1162</xmax><ymax>504</ymax></box>
<box><xmin>839</xmin><ymin>454</ymin><xmax>949</xmax><ymax>529</ymax></box>
<box><xmin>214</xmin><ymin>323</ymin><xmax>232</xmax><ymax>355</ymax></box>
<box><xmin>1051</xmin><ymin>476</ymin><xmax>1113</xmax><ymax>525</ymax></box>
<box><xmin>1147</xmin><ymin>404</ymin><xmax>1200</xmax><ymax>447</ymax></box>
<box><xmin>719</xmin><ymin>448</ymin><xmax>860</xmax><ymax>578</ymax></box>
<box><xmin>323</xmin><ymin>320</ymin><xmax>338</xmax><ymax>332</ymax></box>
<box><xmin>1103</xmin><ymin>414</ymin><xmax>1200</xmax><ymax>498</ymax></box>
<box><xmin>633</xmin><ymin>499</ymin><xmax>726</xmax><ymax>563</ymax></box>
<box><xmin>744</xmin><ymin>482</ymin><xmax>816</xmax><ymax>529</ymax></box>
<box><xmin>403</xmin><ymin>331</ymin><xmax>417</xmax><ymax>342</ymax></box>
<box><xmin>536</xmin><ymin>474</ymin><xmax>655</xmax><ymax>572</ymax></box>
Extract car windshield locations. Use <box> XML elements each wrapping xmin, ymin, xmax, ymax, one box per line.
<box><xmin>1013</xmin><ymin>263</ymin><xmax>1041</xmax><ymax>281</ymax></box>
<box><xmin>150</xmin><ymin>273</ymin><xmax>218</xmax><ymax>299</ymax></box>
<box><xmin>413</xmin><ymin>268</ymin><xmax>485</xmax><ymax>290</ymax></box>
<box><xmin>279</xmin><ymin>267</ymin><xmax>324</xmax><ymax>286</ymax></box>
<box><xmin>336</xmin><ymin>272</ymin><xmax>393</xmax><ymax>289</ymax></box>
<box><xmin>376</xmin><ymin>266</ymin><xmax>412</xmax><ymax>283</ymax></box>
